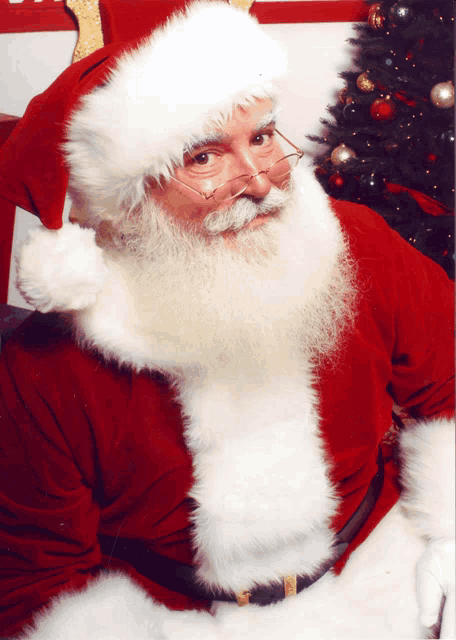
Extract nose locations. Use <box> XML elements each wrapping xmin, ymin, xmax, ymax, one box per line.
<box><xmin>243</xmin><ymin>170</ymin><xmax>272</xmax><ymax>199</ymax></box>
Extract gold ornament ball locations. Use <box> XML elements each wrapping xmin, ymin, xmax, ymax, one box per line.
<box><xmin>368</xmin><ymin>3</ymin><xmax>386</xmax><ymax>29</ymax></box>
<box><xmin>339</xmin><ymin>88</ymin><xmax>354</xmax><ymax>105</ymax></box>
<box><xmin>430</xmin><ymin>81</ymin><xmax>454</xmax><ymax>109</ymax></box>
<box><xmin>339</xmin><ymin>87</ymin><xmax>349</xmax><ymax>104</ymax></box>
<box><xmin>331</xmin><ymin>144</ymin><xmax>357</xmax><ymax>166</ymax></box>
<box><xmin>356</xmin><ymin>72</ymin><xmax>376</xmax><ymax>93</ymax></box>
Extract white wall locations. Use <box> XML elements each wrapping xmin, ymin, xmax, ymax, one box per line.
<box><xmin>1</xmin><ymin>22</ymin><xmax>357</xmax><ymax>308</ymax></box>
<box><xmin>1</xmin><ymin>30</ymin><xmax>77</xmax><ymax>308</ymax></box>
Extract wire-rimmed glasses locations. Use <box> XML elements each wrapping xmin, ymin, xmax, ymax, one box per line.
<box><xmin>170</xmin><ymin>130</ymin><xmax>303</xmax><ymax>204</ymax></box>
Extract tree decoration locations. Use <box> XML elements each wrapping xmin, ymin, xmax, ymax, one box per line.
<box><xmin>307</xmin><ymin>0</ymin><xmax>454</xmax><ymax>278</ymax></box>
<box><xmin>388</xmin><ymin>3</ymin><xmax>415</xmax><ymax>28</ymax></box>
<box><xmin>430</xmin><ymin>82</ymin><xmax>454</xmax><ymax>109</ymax></box>
<box><xmin>359</xmin><ymin>173</ymin><xmax>386</xmax><ymax>197</ymax></box>
<box><xmin>328</xmin><ymin>172</ymin><xmax>345</xmax><ymax>192</ymax></box>
<box><xmin>368</xmin><ymin>3</ymin><xmax>386</xmax><ymax>29</ymax></box>
<box><xmin>426</xmin><ymin>153</ymin><xmax>438</xmax><ymax>165</ymax></box>
<box><xmin>380</xmin><ymin>53</ymin><xmax>395</xmax><ymax>70</ymax></box>
<box><xmin>343</xmin><ymin>102</ymin><xmax>366</xmax><ymax>122</ymax></box>
<box><xmin>339</xmin><ymin>87</ymin><xmax>353</xmax><ymax>105</ymax></box>
<box><xmin>356</xmin><ymin>72</ymin><xmax>376</xmax><ymax>93</ymax></box>
<box><xmin>382</xmin><ymin>140</ymin><xmax>400</xmax><ymax>155</ymax></box>
<box><xmin>438</xmin><ymin>129</ymin><xmax>454</xmax><ymax>155</ymax></box>
<box><xmin>330</xmin><ymin>144</ymin><xmax>357</xmax><ymax>166</ymax></box>
<box><xmin>370</xmin><ymin>97</ymin><xmax>397</xmax><ymax>121</ymax></box>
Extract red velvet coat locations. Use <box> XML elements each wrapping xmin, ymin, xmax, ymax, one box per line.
<box><xmin>0</xmin><ymin>201</ymin><xmax>453</xmax><ymax>638</ymax></box>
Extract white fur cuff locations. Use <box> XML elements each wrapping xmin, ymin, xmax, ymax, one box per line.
<box><xmin>399</xmin><ymin>417</ymin><xmax>455</xmax><ymax>540</ymax></box>
<box><xmin>17</xmin><ymin>224</ymin><xmax>108</xmax><ymax>313</ymax></box>
<box><xmin>21</xmin><ymin>572</ymin><xmax>220</xmax><ymax>640</ymax></box>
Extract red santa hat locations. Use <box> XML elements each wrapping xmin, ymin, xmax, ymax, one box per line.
<box><xmin>0</xmin><ymin>0</ymin><xmax>287</xmax><ymax>312</ymax></box>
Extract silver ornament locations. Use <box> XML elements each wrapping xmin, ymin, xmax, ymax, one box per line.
<box><xmin>330</xmin><ymin>143</ymin><xmax>357</xmax><ymax>166</ymax></box>
<box><xmin>430</xmin><ymin>82</ymin><xmax>454</xmax><ymax>109</ymax></box>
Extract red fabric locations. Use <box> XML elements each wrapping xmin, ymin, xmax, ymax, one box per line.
<box><xmin>0</xmin><ymin>202</ymin><xmax>454</xmax><ymax>637</ymax></box>
<box><xmin>100</xmin><ymin>0</ymin><xmax>189</xmax><ymax>45</ymax></box>
<box><xmin>0</xmin><ymin>196</ymin><xmax>14</xmax><ymax>304</ymax></box>
<box><xmin>0</xmin><ymin>42</ymin><xmax>134</xmax><ymax>230</ymax></box>
<box><xmin>385</xmin><ymin>182</ymin><xmax>453</xmax><ymax>216</ymax></box>
<box><xmin>0</xmin><ymin>0</ymin><xmax>366</xmax><ymax>35</ymax></box>
<box><xmin>251</xmin><ymin>1</ymin><xmax>368</xmax><ymax>24</ymax></box>
<box><xmin>0</xmin><ymin>116</ymin><xmax>20</xmax><ymax>304</ymax></box>
<box><xmin>0</xmin><ymin>0</ymin><xmax>76</xmax><ymax>34</ymax></box>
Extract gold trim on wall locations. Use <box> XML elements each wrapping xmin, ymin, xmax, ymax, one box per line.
<box><xmin>65</xmin><ymin>0</ymin><xmax>104</xmax><ymax>62</ymax></box>
<box><xmin>229</xmin><ymin>0</ymin><xmax>255</xmax><ymax>11</ymax></box>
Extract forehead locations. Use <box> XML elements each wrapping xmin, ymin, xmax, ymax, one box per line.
<box><xmin>188</xmin><ymin>98</ymin><xmax>278</xmax><ymax>151</ymax></box>
<box><xmin>225</xmin><ymin>98</ymin><xmax>277</xmax><ymax>130</ymax></box>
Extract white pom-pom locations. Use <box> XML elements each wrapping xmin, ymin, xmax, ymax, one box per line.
<box><xmin>17</xmin><ymin>224</ymin><xmax>108</xmax><ymax>313</ymax></box>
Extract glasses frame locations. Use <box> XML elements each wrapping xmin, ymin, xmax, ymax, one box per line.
<box><xmin>169</xmin><ymin>130</ymin><xmax>304</xmax><ymax>203</ymax></box>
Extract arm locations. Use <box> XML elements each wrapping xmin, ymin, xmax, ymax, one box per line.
<box><xmin>338</xmin><ymin>201</ymin><xmax>454</xmax><ymax>637</ymax></box>
<box><xmin>385</xmin><ymin>222</ymin><xmax>455</xmax><ymax>638</ymax></box>
<box><xmin>0</xmin><ymin>319</ymin><xmax>220</xmax><ymax>640</ymax></box>
<box><xmin>400</xmin><ymin>419</ymin><xmax>455</xmax><ymax>639</ymax></box>
<box><xmin>0</xmin><ymin>331</ymin><xmax>101</xmax><ymax>637</ymax></box>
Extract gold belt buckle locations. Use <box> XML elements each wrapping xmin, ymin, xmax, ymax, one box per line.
<box><xmin>236</xmin><ymin>575</ymin><xmax>297</xmax><ymax>606</ymax></box>
<box><xmin>284</xmin><ymin>574</ymin><xmax>297</xmax><ymax>597</ymax></box>
<box><xmin>236</xmin><ymin>589</ymin><xmax>251</xmax><ymax>606</ymax></box>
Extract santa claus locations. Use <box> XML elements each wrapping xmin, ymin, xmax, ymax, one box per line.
<box><xmin>0</xmin><ymin>2</ymin><xmax>453</xmax><ymax>639</ymax></box>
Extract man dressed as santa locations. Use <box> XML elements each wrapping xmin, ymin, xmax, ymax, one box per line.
<box><xmin>0</xmin><ymin>2</ymin><xmax>454</xmax><ymax>639</ymax></box>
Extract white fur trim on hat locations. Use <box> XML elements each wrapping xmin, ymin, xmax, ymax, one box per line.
<box><xmin>65</xmin><ymin>1</ymin><xmax>287</xmax><ymax>218</ymax></box>
<box><xmin>17</xmin><ymin>224</ymin><xmax>108</xmax><ymax>313</ymax></box>
<box><xmin>21</xmin><ymin>572</ymin><xmax>221</xmax><ymax>640</ymax></box>
<box><xmin>399</xmin><ymin>417</ymin><xmax>455</xmax><ymax>540</ymax></box>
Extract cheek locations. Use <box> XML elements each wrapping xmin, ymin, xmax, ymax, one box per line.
<box><xmin>274</xmin><ymin>174</ymin><xmax>291</xmax><ymax>191</ymax></box>
<box><xmin>152</xmin><ymin>183</ymin><xmax>216</xmax><ymax>225</ymax></box>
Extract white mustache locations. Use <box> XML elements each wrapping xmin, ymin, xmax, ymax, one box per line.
<box><xmin>202</xmin><ymin>186</ymin><xmax>291</xmax><ymax>235</ymax></box>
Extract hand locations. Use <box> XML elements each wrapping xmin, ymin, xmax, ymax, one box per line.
<box><xmin>416</xmin><ymin>538</ymin><xmax>455</xmax><ymax>639</ymax></box>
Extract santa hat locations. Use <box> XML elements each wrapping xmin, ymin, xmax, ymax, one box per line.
<box><xmin>0</xmin><ymin>0</ymin><xmax>287</xmax><ymax>312</ymax></box>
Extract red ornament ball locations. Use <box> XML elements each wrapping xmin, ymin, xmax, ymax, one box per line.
<box><xmin>370</xmin><ymin>98</ymin><xmax>397</xmax><ymax>121</ymax></box>
<box><xmin>329</xmin><ymin>173</ymin><xmax>345</xmax><ymax>189</ymax></box>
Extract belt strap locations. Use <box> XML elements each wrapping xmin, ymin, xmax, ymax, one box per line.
<box><xmin>99</xmin><ymin>448</ymin><xmax>384</xmax><ymax>606</ymax></box>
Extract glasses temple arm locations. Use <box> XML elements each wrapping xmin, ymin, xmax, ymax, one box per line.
<box><xmin>275</xmin><ymin>129</ymin><xmax>304</xmax><ymax>157</ymax></box>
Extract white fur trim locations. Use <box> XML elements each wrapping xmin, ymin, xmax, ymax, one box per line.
<box><xmin>21</xmin><ymin>572</ymin><xmax>220</xmax><ymax>640</ymax></box>
<box><xmin>178</xmin><ymin>369</ymin><xmax>338</xmax><ymax>594</ymax></box>
<box><xmin>20</xmin><ymin>510</ymin><xmax>428</xmax><ymax>640</ymax></box>
<box><xmin>399</xmin><ymin>417</ymin><xmax>455</xmax><ymax>540</ymax></box>
<box><xmin>17</xmin><ymin>224</ymin><xmax>108</xmax><ymax>313</ymax></box>
<box><xmin>212</xmin><ymin>504</ymin><xmax>426</xmax><ymax>639</ymax></box>
<box><xmin>65</xmin><ymin>1</ymin><xmax>287</xmax><ymax>216</ymax></box>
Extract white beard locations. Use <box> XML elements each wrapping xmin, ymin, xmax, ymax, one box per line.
<box><xmin>81</xmin><ymin>166</ymin><xmax>357</xmax><ymax>380</ymax></box>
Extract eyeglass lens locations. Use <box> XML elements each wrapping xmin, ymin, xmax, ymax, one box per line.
<box><xmin>212</xmin><ymin>154</ymin><xmax>300</xmax><ymax>204</ymax></box>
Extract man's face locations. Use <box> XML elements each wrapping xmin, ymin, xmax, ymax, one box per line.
<box><xmin>147</xmin><ymin>98</ymin><xmax>291</xmax><ymax>237</ymax></box>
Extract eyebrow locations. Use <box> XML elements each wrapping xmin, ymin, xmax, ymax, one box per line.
<box><xmin>252</xmin><ymin>107</ymin><xmax>280</xmax><ymax>133</ymax></box>
<box><xmin>184</xmin><ymin>131</ymin><xmax>225</xmax><ymax>155</ymax></box>
<box><xmin>184</xmin><ymin>107</ymin><xmax>281</xmax><ymax>154</ymax></box>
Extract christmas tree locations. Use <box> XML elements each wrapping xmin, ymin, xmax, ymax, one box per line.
<box><xmin>309</xmin><ymin>0</ymin><xmax>454</xmax><ymax>278</ymax></box>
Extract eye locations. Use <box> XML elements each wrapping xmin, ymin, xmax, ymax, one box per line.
<box><xmin>192</xmin><ymin>152</ymin><xmax>212</xmax><ymax>165</ymax></box>
<box><xmin>185</xmin><ymin>150</ymin><xmax>219</xmax><ymax>170</ymax></box>
<box><xmin>251</xmin><ymin>131</ymin><xmax>275</xmax><ymax>147</ymax></box>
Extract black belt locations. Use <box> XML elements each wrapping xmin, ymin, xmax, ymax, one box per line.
<box><xmin>99</xmin><ymin>449</ymin><xmax>384</xmax><ymax>607</ymax></box>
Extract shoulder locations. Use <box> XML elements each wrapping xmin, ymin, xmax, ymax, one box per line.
<box><xmin>330</xmin><ymin>198</ymin><xmax>403</xmax><ymax>259</ymax></box>
<box><xmin>0</xmin><ymin>312</ymin><xmax>131</xmax><ymax>404</ymax></box>
<box><xmin>2</xmin><ymin>311</ymin><xmax>91</xmax><ymax>373</ymax></box>
<box><xmin>330</xmin><ymin>198</ymin><xmax>453</xmax><ymax>289</ymax></box>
